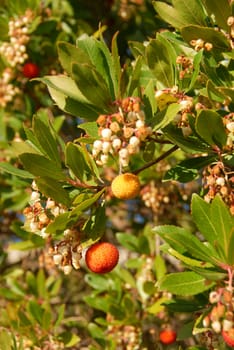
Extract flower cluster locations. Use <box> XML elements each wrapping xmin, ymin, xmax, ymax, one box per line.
<box><xmin>49</xmin><ymin>229</ymin><xmax>82</xmax><ymax>275</ymax></box>
<box><xmin>202</xmin><ymin>162</ymin><xmax>234</xmax><ymax>215</ymax></box>
<box><xmin>227</xmin><ymin>16</ymin><xmax>234</xmax><ymax>49</ymax></box>
<box><xmin>107</xmin><ymin>323</ymin><xmax>142</xmax><ymax>350</ymax></box>
<box><xmin>0</xmin><ymin>67</ymin><xmax>20</xmax><ymax>107</ymax></box>
<box><xmin>93</xmin><ymin>97</ymin><xmax>152</xmax><ymax>168</ymax></box>
<box><xmin>23</xmin><ymin>182</ymin><xmax>83</xmax><ymax>275</ymax></box>
<box><xmin>203</xmin><ymin>287</ymin><xmax>234</xmax><ymax>345</ymax></box>
<box><xmin>190</xmin><ymin>38</ymin><xmax>213</xmax><ymax>51</ymax></box>
<box><xmin>223</xmin><ymin>112</ymin><xmax>234</xmax><ymax>152</ymax></box>
<box><xmin>0</xmin><ymin>9</ymin><xmax>34</xmax><ymax>67</ymax></box>
<box><xmin>176</xmin><ymin>54</ymin><xmax>194</xmax><ymax>80</ymax></box>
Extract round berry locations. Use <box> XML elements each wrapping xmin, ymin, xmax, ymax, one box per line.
<box><xmin>85</xmin><ymin>242</ymin><xmax>119</xmax><ymax>274</ymax></box>
<box><xmin>222</xmin><ymin>329</ymin><xmax>234</xmax><ymax>347</ymax></box>
<box><xmin>23</xmin><ymin>62</ymin><xmax>40</xmax><ymax>78</ymax></box>
<box><xmin>159</xmin><ymin>329</ymin><xmax>177</xmax><ymax>345</ymax></box>
<box><xmin>111</xmin><ymin>173</ymin><xmax>140</xmax><ymax>200</ymax></box>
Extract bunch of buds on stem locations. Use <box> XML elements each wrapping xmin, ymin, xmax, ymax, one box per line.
<box><xmin>0</xmin><ymin>9</ymin><xmax>34</xmax><ymax>66</ymax></box>
<box><xmin>202</xmin><ymin>286</ymin><xmax>234</xmax><ymax>346</ymax></box>
<box><xmin>223</xmin><ymin>112</ymin><xmax>234</xmax><ymax>152</ymax></box>
<box><xmin>0</xmin><ymin>67</ymin><xmax>20</xmax><ymax>107</ymax></box>
<box><xmin>202</xmin><ymin>162</ymin><xmax>234</xmax><ymax>214</ymax></box>
<box><xmin>92</xmin><ymin>97</ymin><xmax>152</xmax><ymax>168</ymax></box>
<box><xmin>190</xmin><ymin>38</ymin><xmax>213</xmax><ymax>51</ymax></box>
<box><xmin>176</xmin><ymin>55</ymin><xmax>194</xmax><ymax>80</ymax></box>
<box><xmin>50</xmin><ymin>229</ymin><xmax>83</xmax><ymax>275</ymax></box>
<box><xmin>23</xmin><ymin>181</ymin><xmax>67</xmax><ymax>238</ymax></box>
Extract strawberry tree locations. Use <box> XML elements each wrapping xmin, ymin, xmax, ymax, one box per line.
<box><xmin>0</xmin><ymin>0</ymin><xmax>233</xmax><ymax>348</ymax></box>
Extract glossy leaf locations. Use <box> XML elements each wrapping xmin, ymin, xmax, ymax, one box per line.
<box><xmin>65</xmin><ymin>142</ymin><xmax>91</xmax><ymax>181</ymax></box>
<box><xmin>210</xmin><ymin>195</ymin><xmax>234</xmax><ymax>265</ymax></box>
<box><xmin>19</xmin><ymin>153</ymin><xmax>66</xmax><ymax>180</ymax></box>
<box><xmin>181</xmin><ymin>25</ymin><xmax>230</xmax><ymax>50</ymax></box>
<box><xmin>146</xmin><ymin>35</ymin><xmax>176</xmax><ymax>88</ymax></box>
<box><xmin>32</xmin><ymin>114</ymin><xmax>61</xmax><ymax>165</ymax></box>
<box><xmin>0</xmin><ymin>162</ymin><xmax>34</xmax><ymax>179</ymax></box>
<box><xmin>203</xmin><ymin>0</ymin><xmax>231</xmax><ymax>30</ymax></box>
<box><xmin>195</xmin><ymin>110</ymin><xmax>227</xmax><ymax>147</ymax></box>
<box><xmin>158</xmin><ymin>271</ymin><xmax>214</xmax><ymax>296</ymax></box>
<box><xmin>153</xmin><ymin>0</ymin><xmax>206</xmax><ymax>28</ymax></box>
<box><xmin>72</xmin><ymin>63</ymin><xmax>113</xmax><ymax>111</ymax></box>
<box><xmin>154</xmin><ymin>225</ymin><xmax>219</xmax><ymax>265</ymax></box>
<box><xmin>164</xmin><ymin>156</ymin><xmax>215</xmax><ymax>182</ymax></box>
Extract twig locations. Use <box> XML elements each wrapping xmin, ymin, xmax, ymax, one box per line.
<box><xmin>133</xmin><ymin>145</ymin><xmax>179</xmax><ymax>175</ymax></box>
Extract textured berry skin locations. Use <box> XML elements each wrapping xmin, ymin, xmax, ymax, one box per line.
<box><xmin>23</xmin><ymin>62</ymin><xmax>39</xmax><ymax>78</ymax></box>
<box><xmin>111</xmin><ymin>173</ymin><xmax>140</xmax><ymax>200</ymax></box>
<box><xmin>85</xmin><ymin>242</ymin><xmax>119</xmax><ymax>274</ymax></box>
<box><xmin>222</xmin><ymin>329</ymin><xmax>234</xmax><ymax>347</ymax></box>
<box><xmin>159</xmin><ymin>329</ymin><xmax>177</xmax><ymax>345</ymax></box>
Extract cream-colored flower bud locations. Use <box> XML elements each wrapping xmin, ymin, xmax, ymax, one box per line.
<box><xmin>211</xmin><ymin>320</ymin><xmax>221</xmax><ymax>333</ymax></box>
<box><xmin>226</xmin><ymin>122</ymin><xmax>234</xmax><ymax>133</ymax></box>
<box><xmin>101</xmin><ymin>128</ymin><xmax>112</xmax><ymax>140</ymax></box>
<box><xmin>135</xmin><ymin>119</ymin><xmax>145</xmax><ymax>129</ymax></box>
<box><xmin>216</xmin><ymin>177</ymin><xmax>225</xmax><ymax>187</ymax></box>
<box><xmin>119</xmin><ymin>148</ymin><xmax>129</xmax><ymax>159</ymax></box>
<box><xmin>93</xmin><ymin>139</ymin><xmax>103</xmax><ymax>151</ymax></box>
<box><xmin>100</xmin><ymin>154</ymin><xmax>109</xmax><ymax>164</ymax></box>
<box><xmin>112</xmin><ymin>138</ymin><xmax>122</xmax><ymax>151</ymax></box>
<box><xmin>30</xmin><ymin>221</ymin><xmax>39</xmax><ymax>232</ymax></box>
<box><xmin>30</xmin><ymin>191</ymin><xmax>40</xmax><ymax>202</ymax></box>
<box><xmin>129</xmin><ymin>136</ymin><xmax>140</xmax><ymax>147</ymax></box>
<box><xmin>53</xmin><ymin>254</ymin><xmax>63</xmax><ymax>265</ymax></box>
<box><xmin>102</xmin><ymin>141</ymin><xmax>111</xmax><ymax>154</ymax></box>
<box><xmin>63</xmin><ymin>265</ymin><xmax>73</xmax><ymax>275</ymax></box>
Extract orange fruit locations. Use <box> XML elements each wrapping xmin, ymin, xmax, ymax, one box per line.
<box><xmin>85</xmin><ymin>242</ymin><xmax>119</xmax><ymax>274</ymax></box>
<box><xmin>111</xmin><ymin>173</ymin><xmax>140</xmax><ymax>200</ymax></box>
<box><xmin>222</xmin><ymin>329</ymin><xmax>234</xmax><ymax>347</ymax></box>
<box><xmin>159</xmin><ymin>329</ymin><xmax>177</xmax><ymax>345</ymax></box>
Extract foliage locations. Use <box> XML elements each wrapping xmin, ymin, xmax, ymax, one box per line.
<box><xmin>0</xmin><ymin>0</ymin><xmax>234</xmax><ymax>349</ymax></box>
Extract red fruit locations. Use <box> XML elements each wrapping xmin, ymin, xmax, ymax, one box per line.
<box><xmin>159</xmin><ymin>329</ymin><xmax>177</xmax><ymax>345</ymax></box>
<box><xmin>23</xmin><ymin>62</ymin><xmax>40</xmax><ymax>78</ymax></box>
<box><xmin>85</xmin><ymin>242</ymin><xmax>119</xmax><ymax>274</ymax></box>
<box><xmin>222</xmin><ymin>329</ymin><xmax>234</xmax><ymax>347</ymax></box>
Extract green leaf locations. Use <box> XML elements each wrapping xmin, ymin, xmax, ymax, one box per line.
<box><xmin>57</xmin><ymin>41</ymin><xmax>92</xmax><ymax>76</ymax></box>
<box><xmin>181</xmin><ymin>25</ymin><xmax>230</xmax><ymax>50</ymax></box>
<box><xmin>153</xmin><ymin>103</ymin><xmax>183</xmax><ymax>131</ymax></box>
<box><xmin>36</xmin><ymin>269</ymin><xmax>47</xmax><ymax>298</ymax></box>
<box><xmin>32</xmin><ymin>114</ymin><xmax>61</xmax><ymax>165</ymax></box>
<box><xmin>154</xmin><ymin>225</ymin><xmax>219</xmax><ymax>265</ymax></box>
<box><xmin>203</xmin><ymin>0</ymin><xmax>231</xmax><ymax>30</ymax></box>
<box><xmin>65</xmin><ymin>142</ymin><xmax>91</xmax><ymax>181</ymax></box>
<box><xmin>206</xmin><ymin>80</ymin><xmax>227</xmax><ymax>103</ymax></box>
<box><xmin>77</xmin><ymin>35</ymin><xmax>118</xmax><ymax>99</ymax></box>
<box><xmin>58</xmin><ymin>332</ymin><xmax>80</xmax><ymax>348</ymax></box>
<box><xmin>211</xmin><ymin>195</ymin><xmax>234</xmax><ymax>265</ymax></box>
<box><xmin>72</xmin><ymin>63</ymin><xmax>113</xmax><ymax>111</ymax></box>
<box><xmin>55</xmin><ymin>304</ymin><xmax>65</xmax><ymax>327</ymax></box>
<box><xmin>153</xmin><ymin>0</ymin><xmax>206</xmax><ymax>28</ymax></box>
<box><xmin>0</xmin><ymin>162</ymin><xmax>34</xmax><ymax>179</ymax></box>
<box><xmin>70</xmin><ymin>189</ymin><xmax>105</xmax><ymax>220</ymax></box>
<box><xmin>157</xmin><ymin>271</ymin><xmax>214</xmax><ymax>296</ymax></box>
<box><xmin>40</xmin><ymin>75</ymin><xmax>101</xmax><ymax>120</ymax></box>
<box><xmin>116</xmin><ymin>233</ymin><xmax>140</xmax><ymax>253</ymax></box>
<box><xmin>46</xmin><ymin>212</ymin><xmax>74</xmax><ymax>237</ymax></box>
<box><xmin>164</xmin><ymin>156</ymin><xmax>215</xmax><ymax>182</ymax></box>
<box><xmin>191</xmin><ymin>194</ymin><xmax>226</xmax><ymax>259</ymax></box>
<box><xmin>146</xmin><ymin>35</ymin><xmax>176</xmax><ymax>88</ymax></box>
<box><xmin>42</xmin><ymin>309</ymin><xmax>52</xmax><ymax>331</ymax></box>
<box><xmin>164</xmin><ymin>298</ymin><xmax>205</xmax><ymax>313</ymax></box>
<box><xmin>28</xmin><ymin>300</ymin><xmax>44</xmax><ymax>324</ymax></box>
<box><xmin>186</xmin><ymin>50</ymin><xmax>203</xmax><ymax>92</ymax></box>
<box><xmin>36</xmin><ymin>177</ymin><xmax>70</xmax><ymax>207</ymax></box>
<box><xmin>127</xmin><ymin>56</ymin><xmax>143</xmax><ymax>96</ymax></box>
<box><xmin>196</xmin><ymin>110</ymin><xmax>227</xmax><ymax>147</ymax></box>
<box><xmin>154</xmin><ymin>254</ymin><xmax>167</xmax><ymax>280</ymax></box>
<box><xmin>85</xmin><ymin>273</ymin><xmax>112</xmax><ymax>291</ymax></box>
<box><xmin>78</xmin><ymin>122</ymin><xmax>99</xmax><ymax>138</ymax></box>
<box><xmin>0</xmin><ymin>329</ymin><xmax>12</xmax><ymax>350</ymax></box>
<box><xmin>19</xmin><ymin>153</ymin><xmax>66</xmax><ymax>180</ymax></box>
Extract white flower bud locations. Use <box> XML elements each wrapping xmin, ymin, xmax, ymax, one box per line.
<box><xmin>101</xmin><ymin>128</ymin><xmax>112</xmax><ymax>140</ymax></box>
<box><xmin>51</xmin><ymin>206</ymin><xmax>60</xmax><ymax>217</ymax></box>
<box><xmin>209</xmin><ymin>291</ymin><xmax>220</xmax><ymax>304</ymax></box>
<box><xmin>211</xmin><ymin>320</ymin><xmax>221</xmax><ymax>333</ymax></box>
<box><xmin>30</xmin><ymin>221</ymin><xmax>39</xmax><ymax>232</ymax></box>
<box><xmin>63</xmin><ymin>265</ymin><xmax>73</xmax><ymax>275</ymax></box>
<box><xmin>129</xmin><ymin>136</ymin><xmax>140</xmax><ymax>147</ymax></box>
<box><xmin>30</xmin><ymin>191</ymin><xmax>40</xmax><ymax>202</ymax></box>
<box><xmin>182</xmin><ymin>126</ymin><xmax>192</xmax><ymax>137</ymax></box>
<box><xmin>135</xmin><ymin>119</ymin><xmax>145</xmax><ymax>129</ymax></box>
<box><xmin>119</xmin><ymin>148</ymin><xmax>129</xmax><ymax>159</ymax></box>
<box><xmin>93</xmin><ymin>139</ymin><xmax>103</xmax><ymax>151</ymax></box>
<box><xmin>102</xmin><ymin>141</ymin><xmax>111</xmax><ymax>154</ymax></box>
<box><xmin>137</xmin><ymin>110</ymin><xmax>145</xmax><ymax>121</ymax></box>
<box><xmin>46</xmin><ymin>199</ymin><xmax>55</xmax><ymax>209</ymax></box>
<box><xmin>223</xmin><ymin>319</ymin><xmax>233</xmax><ymax>331</ymax></box>
<box><xmin>100</xmin><ymin>154</ymin><xmax>109</xmax><ymax>164</ymax></box>
<box><xmin>64</xmin><ymin>229</ymin><xmax>73</xmax><ymax>238</ymax></box>
<box><xmin>119</xmin><ymin>157</ymin><xmax>129</xmax><ymax>167</ymax></box>
<box><xmin>216</xmin><ymin>177</ymin><xmax>225</xmax><ymax>186</ymax></box>
<box><xmin>180</xmin><ymin>99</ymin><xmax>193</xmax><ymax>110</ymax></box>
<box><xmin>112</xmin><ymin>138</ymin><xmax>122</xmax><ymax>151</ymax></box>
<box><xmin>38</xmin><ymin>213</ymin><xmax>48</xmax><ymax>224</ymax></box>
<box><xmin>53</xmin><ymin>254</ymin><xmax>63</xmax><ymax>265</ymax></box>
<box><xmin>226</xmin><ymin>122</ymin><xmax>234</xmax><ymax>133</ymax></box>
<box><xmin>40</xmin><ymin>228</ymin><xmax>50</xmax><ymax>239</ymax></box>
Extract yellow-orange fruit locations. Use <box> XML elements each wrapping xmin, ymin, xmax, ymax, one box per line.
<box><xmin>85</xmin><ymin>242</ymin><xmax>119</xmax><ymax>274</ymax></box>
<box><xmin>111</xmin><ymin>173</ymin><xmax>140</xmax><ymax>200</ymax></box>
